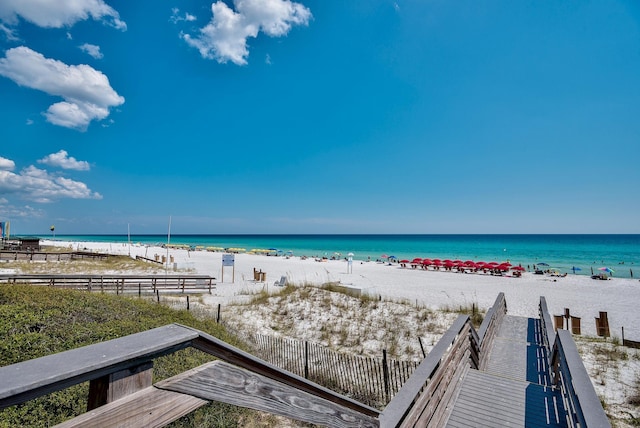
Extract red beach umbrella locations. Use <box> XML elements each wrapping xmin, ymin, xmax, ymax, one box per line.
<box><xmin>399</xmin><ymin>259</ymin><xmax>410</xmax><ymax>264</ymax></box>
<box><xmin>432</xmin><ymin>259</ymin><xmax>442</xmax><ymax>265</ymax></box>
<box><xmin>422</xmin><ymin>258</ymin><xmax>432</xmax><ymax>265</ymax></box>
<box><xmin>511</xmin><ymin>266</ymin><xmax>525</xmax><ymax>271</ymax></box>
<box><xmin>411</xmin><ymin>258</ymin><xmax>422</xmax><ymax>263</ymax></box>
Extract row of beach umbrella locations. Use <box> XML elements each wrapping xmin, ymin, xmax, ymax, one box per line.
<box><xmin>385</xmin><ymin>256</ymin><xmax>523</xmax><ymax>272</ymax></box>
<box><xmin>383</xmin><ymin>255</ymin><xmax>615</xmax><ymax>275</ymax></box>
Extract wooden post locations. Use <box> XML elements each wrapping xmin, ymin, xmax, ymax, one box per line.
<box><xmin>554</xmin><ymin>315</ymin><xmax>564</xmax><ymax>331</ymax></box>
<box><xmin>564</xmin><ymin>308</ymin><xmax>570</xmax><ymax>330</ymax></box>
<box><xmin>571</xmin><ymin>316</ymin><xmax>581</xmax><ymax>335</ymax></box>
<box><xmin>138</xmin><ymin>283</ymin><xmax>141</xmax><ymax>297</ymax></box>
<box><xmin>187</xmin><ymin>295</ymin><xmax>190</xmax><ymax>311</ymax></box>
<box><xmin>304</xmin><ymin>341</ymin><xmax>309</xmax><ymax>379</ymax></box>
<box><xmin>156</xmin><ymin>290</ymin><xmax>160</xmax><ymax>303</ymax></box>
<box><xmin>382</xmin><ymin>349</ymin><xmax>390</xmax><ymax>403</ymax></box>
<box><xmin>216</xmin><ymin>303</ymin><xmax>221</xmax><ymax>323</ymax></box>
<box><xmin>418</xmin><ymin>336</ymin><xmax>426</xmax><ymax>358</ymax></box>
<box><xmin>87</xmin><ymin>362</ymin><xmax>153</xmax><ymax>411</ymax></box>
<box><xmin>599</xmin><ymin>312</ymin><xmax>610</xmax><ymax>338</ymax></box>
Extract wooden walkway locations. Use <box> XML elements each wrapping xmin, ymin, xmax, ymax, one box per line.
<box><xmin>0</xmin><ymin>294</ymin><xmax>610</xmax><ymax>427</ymax></box>
<box><xmin>446</xmin><ymin>315</ymin><xmax>568</xmax><ymax>427</ymax></box>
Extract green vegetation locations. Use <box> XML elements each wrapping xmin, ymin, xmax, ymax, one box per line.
<box><xmin>441</xmin><ymin>302</ymin><xmax>484</xmax><ymax>328</ymax></box>
<box><xmin>0</xmin><ymin>284</ymin><xmax>252</xmax><ymax>427</ymax></box>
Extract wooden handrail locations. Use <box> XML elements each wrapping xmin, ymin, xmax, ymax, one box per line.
<box><xmin>0</xmin><ymin>323</ymin><xmax>380</xmax><ymax>427</ymax></box>
<box><xmin>539</xmin><ymin>296</ymin><xmax>556</xmax><ymax>367</ymax></box>
<box><xmin>0</xmin><ymin>325</ymin><xmax>197</xmax><ymax>410</ymax></box>
<box><xmin>551</xmin><ymin>329</ymin><xmax>611</xmax><ymax>428</ymax></box>
<box><xmin>477</xmin><ymin>292</ymin><xmax>506</xmax><ymax>343</ymax></box>
<box><xmin>379</xmin><ymin>315</ymin><xmax>476</xmax><ymax>427</ymax></box>
<box><xmin>476</xmin><ymin>292</ymin><xmax>506</xmax><ymax>370</ymax></box>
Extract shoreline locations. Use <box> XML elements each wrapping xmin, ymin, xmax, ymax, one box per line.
<box><xmin>31</xmin><ymin>238</ymin><xmax>640</xmax><ymax>340</ymax></box>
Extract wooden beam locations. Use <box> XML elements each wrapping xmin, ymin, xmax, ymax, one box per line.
<box><xmin>55</xmin><ymin>387</ymin><xmax>207</xmax><ymax>428</ymax></box>
<box><xmin>158</xmin><ymin>361</ymin><xmax>379</xmax><ymax>428</ymax></box>
<box><xmin>184</xmin><ymin>325</ymin><xmax>380</xmax><ymax>418</ymax></box>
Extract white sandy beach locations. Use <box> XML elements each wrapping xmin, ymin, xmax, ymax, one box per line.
<box><xmin>41</xmin><ymin>239</ymin><xmax>640</xmax><ymax>340</ymax></box>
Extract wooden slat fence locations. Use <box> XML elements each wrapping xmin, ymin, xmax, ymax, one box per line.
<box><xmin>0</xmin><ymin>274</ymin><xmax>216</xmax><ymax>294</ymax></box>
<box><xmin>0</xmin><ymin>250</ymin><xmax>110</xmax><ymax>262</ymax></box>
<box><xmin>249</xmin><ymin>333</ymin><xmax>419</xmax><ymax>408</ymax></box>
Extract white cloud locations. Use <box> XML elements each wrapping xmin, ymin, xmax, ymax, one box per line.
<box><xmin>0</xmin><ymin>164</ymin><xmax>102</xmax><ymax>203</ymax></box>
<box><xmin>25</xmin><ymin>118</ymin><xmax>33</xmax><ymax>125</ymax></box>
<box><xmin>0</xmin><ymin>22</ymin><xmax>19</xmax><ymax>41</ymax></box>
<box><xmin>170</xmin><ymin>8</ymin><xmax>197</xmax><ymax>23</ymax></box>
<box><xmin>0</xmin><ymin>157</ymin><xmax>16</xmax><ymax>171</ymax></box>
<box><xmin>0</xmin><ymin>200</ymin><xmax>45</xmax><ymax>218</ymax></box>
<box><xmin>0</xmin><ymin>46</ymin><xmax>125</xmax><ymax>131</ymax></box>
<box><xmin>79</xmin><ymin>43</ymin><xmax>103</xmax><ymax>59</ymax></box>
<box><xmin>38</xmin><ymin>150</ymin><xmax>90</xmax><ymax>171</ymax></box>
<box><xmin>182</xmin><ymin>0</ymin><xmax>311</xmax><ymax>65</ymax></box>
<box><xmin>0</xmin><ymin>0</ymin><xmax>126</xmax><ymax>31</ymax></box>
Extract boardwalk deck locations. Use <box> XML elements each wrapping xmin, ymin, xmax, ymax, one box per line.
<box><xmin>446</xmin><ymin>316</ymin><xmax>568</xmax><ymax>427</ymax></box>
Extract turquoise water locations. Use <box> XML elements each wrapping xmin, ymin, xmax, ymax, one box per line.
<box><xmin>41</xmin><ymin>234</ymin><xmax>640</xmax><ymax>279</ymax></box>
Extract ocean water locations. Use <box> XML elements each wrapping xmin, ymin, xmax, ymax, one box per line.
<box><xmin>44</xmin><ymin>234</ymin><xmax>640</xmax><ymax>279</ymax></box>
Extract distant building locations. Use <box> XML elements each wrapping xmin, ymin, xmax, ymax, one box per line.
<box><xmin>19</xmin><ymin>238</ymin><xmax>40</xmax><ymax>252</ymax></box>
<box><xmin>1</xmin><ymin>237</ymin><xmax>40</xmax><ymax>252</ymax></box>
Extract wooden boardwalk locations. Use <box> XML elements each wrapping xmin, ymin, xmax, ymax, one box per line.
<box><xmin>0</xmin><ymin>294</ymin><xmax>609</xmax><ymax>427</ymax></box>
<box><xmin>446</xmin><ymin>315</ymin><xmax>568</xmax><ymax>427</ymax></box>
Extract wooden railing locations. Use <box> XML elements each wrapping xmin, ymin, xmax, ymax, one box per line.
<box><xmin>0</xmin><ymin>324</ymin><xmax>380</xmax><ymax>428</ymax></box>
<box><xmin>379</xmin><ymin>315</ymin><xmax>479</xmax><ymax>427</ymax></box>
<box><xmin>476</xmin><ymin>292</ymin><xmax>507</xmax><ymax>370</ymax></box>
<box><xmin>539</xmin><ymin>296</ymin><xmax>557</xmax><ymax>367</ymax></box>
<box><xmin>0</xmin><ymin>274</ymin><xmax>216</xmax><ymax>294</ymax></box>
<box><xmin>539</xmin><ymin>297</ymin><xmax>611</xmax><ymax>428</ymax></box>
<box><xmin>0</xmin><ymin>250</ymin><xmax>110</xmax><ymax>261</ymax></box>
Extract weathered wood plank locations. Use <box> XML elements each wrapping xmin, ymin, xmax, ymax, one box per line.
<box><xmin>54</xmin><ymin>386</ymin><xmax>208</xmax><ymax>428</ymax></box>
<box><xmin>158</xmin><ymin>361</ymin><xmax>379</xmax><ymax>428</ymax></box>
<box><xmin>188</xmin><ymin>326</ymin><xmax>380</xmax><ymax>418</ymax></box>
<box><xmin>0</xmin><ymin>324</ymin><xmax>197</xmax><ymax>409</ymax></box>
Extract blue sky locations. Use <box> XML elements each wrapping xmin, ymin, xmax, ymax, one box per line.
<box><xmin>0</xmin><ymin>0</ymin><xmax>639</xmax><ymax>235</ymax></box>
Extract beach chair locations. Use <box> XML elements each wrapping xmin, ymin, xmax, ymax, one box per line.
<box><xmin>274</xmin><ymin>276</ymin><xmax>287</xmax><ymax>287</ymax></box>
